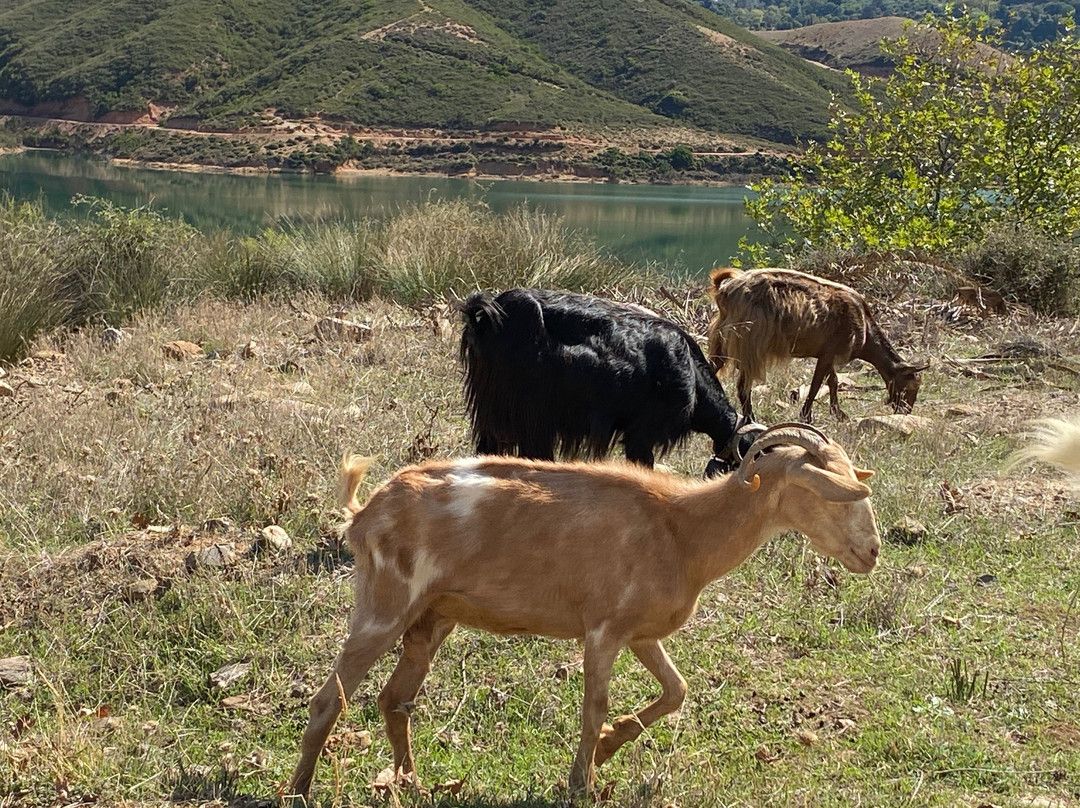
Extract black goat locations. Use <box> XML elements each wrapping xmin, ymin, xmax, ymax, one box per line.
<box><xmin>459</xmin><ymin>288</ymin><xmax>758</xmax><ymax>475</ymax></box>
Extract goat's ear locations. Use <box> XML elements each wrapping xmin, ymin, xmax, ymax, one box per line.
<box><xmin>855</xmin><ymin>467</ymin><xmax>875</xmax><ymax>481</ymax></box>
<box><xmin>794</xmin><ymin>465</ymin><xmax>872</xmax><ymax>503</ymax></box>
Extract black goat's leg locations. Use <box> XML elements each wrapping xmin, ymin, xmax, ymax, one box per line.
<box><xmin>623</xmin><ymin>438</ymin><xmax>655</xmax><ymax>468</ymax></box>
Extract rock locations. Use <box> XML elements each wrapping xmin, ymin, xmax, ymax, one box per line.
<box><xmin>124</xmin><ymin>578</ymin><xmax>159</xmax><ymax>602</ymax></box>
<box><xmin>886</xmin><ymin>516</ymin><xmax>927</xmax><ymax>546</ymax></box>
<box><xmin>257</xmin><ymin>525</ymin><xmax>292</xmax><ymax>553</ymax></box>
<box><xmin>102</xmin><ymin>327</ymin><xmax>126</xmax><ymax>347</ymax></box>
<box><xmin>314</xmin><ymin>317</ymin><xmax>372</xmax><ymax>343</ymax></box>
<box><xmin>945</xmin><ymin>404</ymin><xmax>977</xmax><ymax>418</ymax></box>
<box><xmin>162</xmin><ymin>340</ymin><xmax>204</xmax><ymax>361</ymax></box>
<box><xmin>185</xmin><ymin>543</ymin><xmax>236</xmax><ymax>571</ymax></box>
<box><xmin>237</xmin><ymin>340</ymin><xmax>259</xmax><ymax>359</ymax></box>
<box><xmin>0</xmin><ymin>381</ymin><xmax>13</xmax><ymax>399</ymax></box>
<box><xmin>0</xmin><ymin>656</ymin><xmax>32</xmax><ymax>688</ymax></box>
<box><xmin>855</xmin><ymin>414</ymin><xmax>933</xmax><ymax>437</ymax></box>
<box><xmin>210</xmin><ymin>661</ymin><xmax>252</xmax><ymax>690</ymax></box>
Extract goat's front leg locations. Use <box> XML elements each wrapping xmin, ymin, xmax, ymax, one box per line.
<box><xmin>289</xmin><ymin>615</ymin><xmax>407</xmax><ymax>798</ymax></box>
<box><xmin>377</xmin><ymin>611</ymin><xmax>456</xmax><ymax>783</ymax></box>
<box><xmin>594</xmin><ymin>639</ymin><xmax>687</xmax><ymax>767</ymax></box>
<box><xmin>569</xmin><ymin>628</ymin><xmax>621</xmax><ymax>797</ymax></box>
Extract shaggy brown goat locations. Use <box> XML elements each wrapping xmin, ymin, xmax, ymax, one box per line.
<box><xmin>706</xmin><ymin>267</ymin><xmax>927</xmax><ymax>423</ymax></box>
<box><xmin>288</xmin><ymin>425</ymin><xmax>880</xmax><ymax>799</ymax></box>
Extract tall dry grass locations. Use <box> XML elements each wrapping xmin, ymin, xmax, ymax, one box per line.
<box><xmin>0</xmin><ymin>196</ymin><xmax>643</xmax><ymax>364</ymax></box>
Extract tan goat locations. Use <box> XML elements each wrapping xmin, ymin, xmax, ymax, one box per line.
<box><xmin>289</xmin><ymin>425</ymin><xmax>881</xmax><ymax>799</ymax></box>
<box><xmin>707</xmin><ymin>267</ymin><xmax>927</xmax><ymax>423</ymax></box>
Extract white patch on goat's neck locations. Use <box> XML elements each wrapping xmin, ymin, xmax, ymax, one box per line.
<box><xmin>445</xmin><ymin>461</ymin><xmax>495</xmax><ymax>520</ymax></box>
<box><xmin>370</xmin><ymin>545</ymin><xmax>389</xmax><ymax>571</ymax></box>
<box><xmin>408</xmin><ymin>548</ymin><xmax>441</xmax><ymax>604</ymax></box>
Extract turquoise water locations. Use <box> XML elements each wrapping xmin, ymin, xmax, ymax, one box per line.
<box><xmin>0</xmin><ymin>150</ymin><xmax>756</xmax><ymax>277</ymax></box>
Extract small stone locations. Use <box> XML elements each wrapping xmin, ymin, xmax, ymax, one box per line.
<box><xmin>162</xmin><ymin>340</ymin><xmax>204</xmax><ymax>361</ymax></box>
<box><xmin>886</xmin><ymin>516</ymin><xmax>927</xmax><ymax>546</ymax></box>
<box><xmin>185</xmin><ymin>543</ymin><xmax>236</xmax><ymax>570</ymax></box>
<box><xmin>975</xmin><ymin>573</ymin><xmax>999</xmax><ymax>587</ymax></box>
<box><xmin>855</xmin><ymin>414</ymin><xmax>933</xmax><ymax>436</ymax></box>
<box><xmin>945</xmin><ymin>404</ymin><xmax>977</xmax><ymax>418</ymax></box>
<box><xmin>0</xmin><ymin>656</ymin><xmax>32</xmax><ymax>688</ymax></box>
<box><xmin>257</xmin><ymin>525</ymin><xmax>293</xmax><ymax>553</ymax></box>
<box><xmin>0</xmin><ymin>381</ymin><xmax>13</xmax><ymax>399</ymax></box>
<box><xmin>210</xmin><ymin>661</ymin><xmax>252</xmax><ymax>690</ymax></box>
<box><xmin>314</xmin><ymin>317</ymin><xmax>372</xmax><ymax>343</ymax></box>
<box><xmin>124</xmin><ymin>578</ymin><xmax>159</xmax><ymax>602</ymax></box>
<box><xmin>237</xmin><ymin>340</ymin><xmax>259</xmax><ymax>359</ymax></box>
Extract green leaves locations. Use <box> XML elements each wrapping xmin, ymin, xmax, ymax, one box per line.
<box><xmin>743</xmin><ymin>12</ymin><xmax>1080</xmax><ymax>263</ymax></box>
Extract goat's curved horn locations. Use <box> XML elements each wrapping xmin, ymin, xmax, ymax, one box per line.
<box><xmin>738</xmin><ymin>423</ymin><xmax>831</xmax><ymax>486</ymax></box>
<box><xmin>730</xmin><ymin>417</ymin><xmax>768</xmax><ymax>463</ymax></box>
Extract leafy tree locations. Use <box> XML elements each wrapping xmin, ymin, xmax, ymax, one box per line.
<box><xmin>741</xmin><ymin>11</ymin><xmax>1080</xmax><ymax>263</ymax></box>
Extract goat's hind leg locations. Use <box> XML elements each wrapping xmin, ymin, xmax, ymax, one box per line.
<box><xmin>289</xmin><ymin>610</ymin><xmax>408</xmax><ymax>798</ymax></box>
<box><xmin>737</xmin><ymin>372</ymin><xmax>756</xmax><ymax>424</ymax></box>
<box><xmin>800</xmin><ymin>358</ymin><xmax>834</xmax><ymax>423</ymax></box>
<box><xmin>594</xmin><ymin>639</ymin><xmax>687</xmax><ymax>767</ymax></box>
<box><xmin>826</xmin><ymin>369</ymin><xmax>848</xmax><ymax>420</ymax></box>
<box><xmin>377</xmin><ymin>611</ymin><xmax>456</xmax><ymax>784</ymax></box>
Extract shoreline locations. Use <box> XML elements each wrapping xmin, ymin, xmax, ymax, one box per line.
<box><xmin>1</xmin><ymin>113</ymin><xmax>789</xmax><ymax>187</ymax></box>
<box><xmin>106</xmin><ymin>155</ymin><xmax>748</xmax><ymax>187</ymax></box>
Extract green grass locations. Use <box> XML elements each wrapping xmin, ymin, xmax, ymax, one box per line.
<box><xmin>1</xmin><ymin>273</ymin><xmax>1079</xmax><ymax>805</ymax></box>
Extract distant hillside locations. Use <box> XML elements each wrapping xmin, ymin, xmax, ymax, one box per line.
<box><xmin>697</xmin><ymin>0</ymin><xmax>1077</xmax><ymax>50</ymax></box>
<box><xmin>758</xmin><ymin>17</ymin><xmax>911</xmax><ymax>75</ymax></box>
<box><xmin>0</xmin><ymin>0</ymin><xmax>850</xmax><ymax>145</ymax></box>
<box><xmin>759</xmin><ymin>17</ymin><xmax>1012</xmax><ymax>76</ymax></box>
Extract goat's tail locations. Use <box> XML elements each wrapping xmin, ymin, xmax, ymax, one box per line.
<box><xmin>338</xmin><ymin>454</ymin><xmax>377</xmax><ymax>516</ymax></box>
<box><xmin>708</xmin><ymin>266</ymin><xmax>742</xmax><ymax>303</ymax></box>
<box><xmin>1008</xmin><ymin>416</ymin><xmax>1080</xmax><ymax>485</ymax></box>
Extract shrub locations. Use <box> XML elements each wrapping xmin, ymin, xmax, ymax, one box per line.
<box><xmin>955</xmin><ymin>222</ymin><xmax>1080</xmax><ymax>315</ymax></box>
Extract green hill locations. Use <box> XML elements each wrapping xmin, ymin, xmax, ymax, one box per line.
<box><xmin>0</xmin><ymin>0</ymin><xmax>850</xmax><ymax>144</ymax></box>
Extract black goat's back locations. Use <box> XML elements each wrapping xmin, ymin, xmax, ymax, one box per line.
<box><xmin>458</xmin><ymin>289</ymin><xmax>739</xmax><ymax>465</ymax></box>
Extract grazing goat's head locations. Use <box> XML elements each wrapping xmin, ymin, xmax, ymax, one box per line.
<box><xmin>886</xmin><ymin>363</ymin><xmax>927</xmax><ymax>414</ymax></box>
<box><xmin>738</xmin><ymin>424</ymin><xmax>880</xmax><ymax>573</ymax></box>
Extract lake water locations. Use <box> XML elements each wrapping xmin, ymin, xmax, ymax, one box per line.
<box><xmin>0</xmin><ymin>150</ymin><xmax>756</xmax><ymax>277</ymax></box>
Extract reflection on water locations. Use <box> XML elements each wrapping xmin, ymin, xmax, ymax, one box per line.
<box><xmin>0</xmin><ymin>150</ymin><xmax>755</xmax><ymax>277</ymax></box>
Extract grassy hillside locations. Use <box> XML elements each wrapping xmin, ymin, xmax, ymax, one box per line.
<box><xmin>0</xmin><ymin>0</ymin><xmax>849</xmax><ymax>144</ymax></box>
<box><xmin>467</xmin><ymin>0</ymin><xmax>850</xmax><ymax>142</ymax></box>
